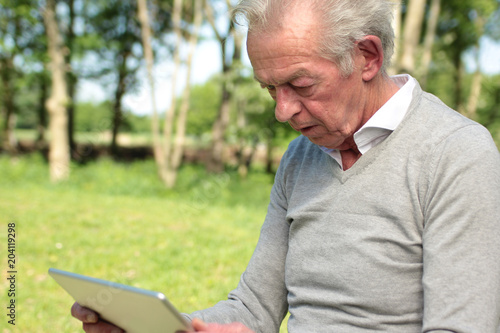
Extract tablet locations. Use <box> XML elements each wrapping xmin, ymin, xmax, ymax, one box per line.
<box><xmin>49</xmin><ymin>268</ymin><xmax>191</xmax><ymax>333</ymax></box>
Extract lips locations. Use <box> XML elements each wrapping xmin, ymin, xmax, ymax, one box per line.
<box><xmin>297</xmin><ymin>125</ymin><xmax>320</xmax><ymax>137</ymax></box>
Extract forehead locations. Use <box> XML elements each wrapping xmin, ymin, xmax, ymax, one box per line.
<box><xmin>246</xmin><ymin>5</ymin><xmax>326</xmax><ymax>84</ymax></box>
<box><xmin>247</xmin><ymin>29</ymin><xmax>327</xmax><ymax>85</ymax></box>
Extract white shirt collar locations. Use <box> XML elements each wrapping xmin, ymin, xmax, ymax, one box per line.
<box><xmin>320</xmin><ymin>74</ymin><xmax>416</xmax><ymax>168</ymax></box>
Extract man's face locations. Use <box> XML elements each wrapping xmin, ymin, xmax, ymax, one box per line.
<box><xmin>247</xmin><ymin>12</ymin><xmax>370</xmax><ymax>150</ymax></box>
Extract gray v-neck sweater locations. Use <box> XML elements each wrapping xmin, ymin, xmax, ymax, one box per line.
<box><xmin>188</xmin><ymin>83</ymin><xmax>500</xmax><ymax>332</ymax></box>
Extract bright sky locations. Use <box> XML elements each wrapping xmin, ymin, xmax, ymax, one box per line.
<box><xmin>76</xmin><ymin>35</ymin><xmax>500</xmax><ymax>116</ymax></box>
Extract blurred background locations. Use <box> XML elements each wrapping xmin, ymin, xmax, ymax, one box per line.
<box><xmin>1</xmin><ymin>0</ymin><xmax>499</xmax><ymax>332</ymax></box>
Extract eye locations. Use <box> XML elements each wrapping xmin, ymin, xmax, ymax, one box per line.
<box><xmin>290</xmin><ymin>83</ymin><xmax>313</xmax><ymax>94</ymax></box>
<box><xmin>289</xmin><ymin>78</ymin><xmax>315</xmax><ymax>93</ymax></box>
<box><xmin>266</xmin><ymin>85</ymin><xmax>276</xmax><ymax>91</ymax></box>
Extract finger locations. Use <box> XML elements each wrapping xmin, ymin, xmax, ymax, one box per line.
<box><xmin>191</xmin><ymin>318</ymin><xmax>209</xmax><ymax>331</ymax></box>
<box><xmin>71</xmin><ymin>302</ymin><xmax>99</xmax><ymax>323</ymax></box>
<box><xmin>82</xmin><ymin>321</ymin><xmax>124</xmax><ymax>333</ymax></box>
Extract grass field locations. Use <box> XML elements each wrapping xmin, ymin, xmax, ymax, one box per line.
<box><xmin>0</xmin><ymin>154</ymin><xmax>289</xmax><ymax>332</ymax></box>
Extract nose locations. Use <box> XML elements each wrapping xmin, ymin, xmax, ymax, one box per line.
<box><xmin>274</xmin><ymin>86</ymin><xmax>301</xmax><ymax>123</ymax></box>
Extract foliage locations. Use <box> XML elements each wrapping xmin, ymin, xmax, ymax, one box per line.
<box><xmin>74</xmin><ymin>101</ymin><xmax>150</xmax><ymax>133</ymax></box>
<box><xmin>229</xmin><ymin>72</ymin><xmax>297</xmax><ymax>148</ymax></box>
<box><xmin>1</xmin><ymin>0</ymin><xmax>499</xmax><ymax>179</ymax></box>
<box><xmin>477</xmin><ymin>74</ymin><xmax>500</xmax><ymax>145</ymax></box>
<box><xmin>187</xmin><ymin>77</ymin><xmax>221</xmax><ymax>137</ymax></box>
<box><xmin>0</xmin><ymin>0</ymin><xmax>46</xmax><ymax>127</ymax></box>
<box><xmin>74</xmin><ymin>101</ymin><xmax>112</xmax><ymax>132</ymax></box>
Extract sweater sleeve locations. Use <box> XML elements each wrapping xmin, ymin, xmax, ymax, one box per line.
<box><xmin>421</xmin><ymin>124</ymin><xmax>500</xmax><ymax>332</ymax></box>
<box><xmin>185</xmin><ymin>157</ymin><xmax>291</xmax><ymax>333</ymax></box>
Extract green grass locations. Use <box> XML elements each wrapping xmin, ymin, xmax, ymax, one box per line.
<box><xmin>0</xmin><ymin>154</ymin><xmax>289</xmax><ymax>332</ymax></box>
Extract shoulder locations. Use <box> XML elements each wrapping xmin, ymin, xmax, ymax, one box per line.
<box><xmin>279</xmin><ymin>136</ymin><xmax>324</xmax><ymax>170</ymax></box>
<box><xmin>273</xmin><ymin>136</ymin><xmax>329</xmax><ymax>188</ymax></box>
<box><xmin>421</xmin><ymin>92</ymin><xmax>496</xmax><ymax>155</ymax></box>
<box><xmin>406</xmin><ymin>85</ymin><xmax>496</xmax><ymax>155</ymax></box>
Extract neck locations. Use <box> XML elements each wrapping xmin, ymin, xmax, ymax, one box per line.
<box><xmin>340</xmin><ymin>147</ymin><xmax>361</xmax><ymax>170</ymax></box>
<box><xmin>361</xmin><ymin>74</ymin><xmax>400</xmax><ymax>126</ymax></box>
<box><xmin>338</xmin><ymin>137</ymin><xmax>361</xmax><ymax>170</ymax></box>
<box><xmin>339</xmin><ymin>75</ymin><xmax>399</xmax><ymax>171</ymax></box>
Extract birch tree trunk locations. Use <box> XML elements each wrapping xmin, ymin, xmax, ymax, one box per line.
<box><xmin>167</xmin><ymin>0</ymin><xmax>203</xmax><ymax>187</ymax></box>
<box><xmin>42</xmin><ymin>0</ymin><xmax>70</xmax><ymax>182</ymax></box>
<box><xmin>466</xmin><ymin>67</ymin><xmax>483</xmax><ymax>120</ymax></box>
<box><xmin>162</xmin><ymin>0</ymin><xmax>183</xmax><ymax>175</ymax></box>
<box><xmin>138</xmin><ymin>0</ymin><xmax>202</xmax><ymax>188</ymax></box>
<box><xmin>389</xmin><ymin>0</ymin><xmax>402</xmax><ymax>74</ymax></box>
<box><xmin>137</xmin><ymin>0</ymin><xmax>167</xmax><ymax>180</ymax></box>
<box><xmin>419</xmin><ymin>0</ymin><xmax>441</xmax><ymax>88</ymax></box>
<box><xmin>400</xmin><ymin>0</ymin><xmax>427</xmax><ymax>74</ymax></box>
<box><xmin>465</xmin><ymin>18</ymin><xmax>486</xmax><ymax>120</ymax></box>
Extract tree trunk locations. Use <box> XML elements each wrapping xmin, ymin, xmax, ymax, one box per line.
<box><xmin>454</xmin><ymin>50</ymin><xmax>464</xmax><ymax>113</ymax></box>
<box><xmin>466</xmin><ymin>68</ymin><xmax>482</xmax><ymax>120</ymax></box>
<box><xmin>166</xmin><ymin>0</ymin><xmax>203</xmax><ymax>187</ymax></box>
<box><xmin>389</xmin><ymin>0</ymin><xmax>403</xmax><ymax>74</ymax></box>
<box><xmin>66</xmin><ymin>0</ymin><xmax>77</xmax><ymax>157</ymax></box>
<box><xmin>205</xmin><ymin>1</ymin><xmax>242</xmax><ymax>173</ymax></box>
<box><xmin>137</xmin><ymin>0</ymin><xmax>167</xmax><ymax>180</ymax></box>
<box><xmin>161</xmin><ymin>0</ymin><xmax>183</xmax><ymax>180</ymax></box>
<box><xmin>36</xmin><ymin>73</ymin><xmax>49</xmax><ymax>148</ymax></box>
<box><xmin>419</xmin><ymin>0</ymin><xmax>441</xmax><ymax>88</ymax></box>
<box><xmin>209</xmin><ymin>86</ymin><xmax>231</xmax><ymax>172</ymax></box>
<box><xmin>400</xmin><ymin>0</ymin><xmax>427</xmax><ymax>74</ymax></box>
<box><xmin>42</xmin><ymin>0</ymin><xmax>70</xmax><ymax>181</ymax></box>
<box><xmin>138</xmin><ymin>0</ymin><xmax>202</xmax><ymax>188</ymax></box>
<box><xmin>465</xmin><ymin>15</ymin><xmax>487</xmax><ymax>120</ymax></box>
<box><xmin>111</xmin><ymin>53</ymin><xmax>129</xmax><ymax>157</ymax></box>
<box><xmin>0</xmin><ymin>57</ymin><xmax>17</xmax><ymax>154</ymax></box>
<box><xmin>265</xmin><ymin>134</ymin><xmax>274</xmax><ymax>174</ymax></box>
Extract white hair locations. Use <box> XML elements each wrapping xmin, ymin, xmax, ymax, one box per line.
<box><xmin>233</xmin><ymin>0</ymin><xmax>395</xmax><ymax>76</ymax></box>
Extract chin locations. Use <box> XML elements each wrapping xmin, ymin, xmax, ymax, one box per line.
<box><xmin>308</xmin><ymin>137</ymin><xmax>346</xmax><ymax>150</ymax></box>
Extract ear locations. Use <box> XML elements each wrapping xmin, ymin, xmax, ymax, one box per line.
<box><xmin>356</xmin><ymin>36</ymin><xmax>384</xmax><ymax>82</ymax></box>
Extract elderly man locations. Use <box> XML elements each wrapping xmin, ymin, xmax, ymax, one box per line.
<box><xmin>72</xmin><ymin>0</ymin><xmax>500</xmax><ymax>332</ymax></box>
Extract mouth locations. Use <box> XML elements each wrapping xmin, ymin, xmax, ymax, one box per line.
<box><xmin>297</xmin><ymin>125</ymin><xmax>317</xmax><ymax>135</ymax></box>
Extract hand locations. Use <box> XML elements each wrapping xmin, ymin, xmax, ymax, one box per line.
<box><xmin>71</xmin><ymin>302</ymin><xmax>124</xmax><ymax>333</ymax></box>
<box><xmin>190</xmin><ymin>318</ymin><xmax>255</xmax><ymax>333</ymax></box>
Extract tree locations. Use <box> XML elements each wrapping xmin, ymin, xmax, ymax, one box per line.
<box><xmin>82</xmin><ymin>0</ymin><xmax>143</xmax><ymax>156</ymax></box>
<box><xmin>139</xmin><ymin>0</ymin><xmax>203</xmax><ymax>188</ymax></box>
<box><xmin>231</xmin><ymin>75</ymin><xmax>277</xmax><ymax>177</ymax></box>
<box><xmin>187</xmin><ymin>79</ymin><xmax>220</xmax><ymax>137</ymax></box>
<box><xmin>204</xmin><ymin>0</ymin><xmax>244</xmax><ymax>172</ymax></box>
<box><xmin>419</xmin><ymin>0</ymin><xmax>441</xmax><ymax>88</ymax></box>
<box><xmin>0</xmin><ymin>0</ymin><xmax>40</xmax><ymax>153</ymax></box>
<box><xmin>42</xmin><ymin>0</ymin><xmax>71</xmax><ymax>181</ymax></box>
<box><xmin>436</xmin><ymin>0</ymin><xmax>498</xmax><ymax>112</ymax></box>
<box><xmin>61</xmin><ymin>0</ymin><xmax>78</xmax><ymax>157</ymax></box>
<box><xmin>0</xmin><ymin>46</ymin><xmax>17</xmax><ymax>153</ymax></box>
<box><xmin>393</xmin><ymin>0</ymin><xmax>499</xmax><ymax>123</ymax></box>
<box><xmin>389</xmin><ymin>0</ymin><xmax>403</xmax><ymax>75</ymax></box>
<box><xmin>399</xmin><ymin>0</ymin><xmax>427</xmax><ymax>74</ymax></box>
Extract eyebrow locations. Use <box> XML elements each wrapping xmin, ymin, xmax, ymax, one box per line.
<box><xmin>253</xmin><ymin>68</ymin><xmax>313</xmax><ymax>86</ymax></box>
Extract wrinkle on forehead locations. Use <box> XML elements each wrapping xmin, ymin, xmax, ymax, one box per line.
<box><xmin>248</xmin><ymin>31</ymin><xmax>321</xmax><ymax>85</ymax></box>
<box><xmin>253</xmin><ymin>68</ymin><xmax>314</xmax><ymax>87</ymax></box>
